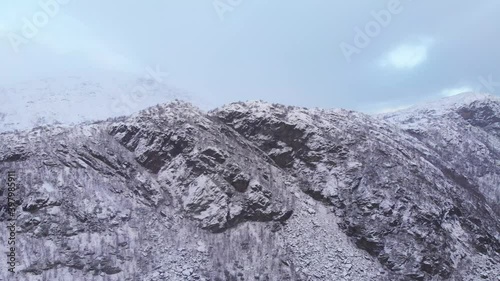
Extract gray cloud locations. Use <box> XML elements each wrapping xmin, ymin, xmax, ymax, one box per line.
<box><xmin>1</xmin><ymin>0</ymin><xmax>499</xmax><ymax>113</ymax></box>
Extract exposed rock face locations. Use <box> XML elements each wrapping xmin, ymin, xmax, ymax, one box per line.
<box><xmin>0</xmin><ymin>94</ymin><xmax>499</xmax><ymax>280</ymax></box>
<box><xmin>214</xmin><ymin>98</ymin><xmax>500</xmax><ymax>280</ymax></box>
<box><xmin>108</xmin><ymin>103</ymin><xmax>293</xmax><ymax>232</ymax></box>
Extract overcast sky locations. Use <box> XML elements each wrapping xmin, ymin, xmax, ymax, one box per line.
<box><xmin>1</xmin><ymin>0</ymin><xmax>499</xmax><ymax>112</ymax></box>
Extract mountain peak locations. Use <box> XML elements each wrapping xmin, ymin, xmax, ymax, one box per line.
<box><xmin>381</xmin><ymin>92</ymin><xmax>500</xmax><ymax>120</ymax></box>
<box><xmin>431</xmin><ymin>92</ymin><xmax>499</xmax><ymax>107</ymax></box>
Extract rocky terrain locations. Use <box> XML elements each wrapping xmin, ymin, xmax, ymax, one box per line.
<box><xmin>0</xmin><ymin>93</ymin><xmax>499</xmax><ymax>280</ymax></box>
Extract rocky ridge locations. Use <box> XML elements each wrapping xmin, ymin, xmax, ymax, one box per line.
<box><xmin>0</xmin><ymin>94</ymin><xmax>498</xmax><ymax>280</ymax></box>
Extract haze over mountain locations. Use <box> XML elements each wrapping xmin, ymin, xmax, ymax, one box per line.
<box><xmin>1</xmin><ymin>74</ymin><xmax>498</xmax><ymax>134</ymax></box>
<box><xmin>0</xmin><ymin>73</ymin><xmax>214</xmax><ymax>133</ymax></box>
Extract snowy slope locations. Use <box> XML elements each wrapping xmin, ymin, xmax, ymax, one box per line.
<box><xmin>0</xmin><ymin>73</ymin><xmax>207</xmax><ymax>133</ymax></box>
<box><xmin>381</xmin><ymin>92</ymin><xmax>500</xmax><ymax>213</ymax></box>
<box><xmin>380</xmin><ymin>92</ymin><xmax>500</xmax><ymax>126</ymax></box>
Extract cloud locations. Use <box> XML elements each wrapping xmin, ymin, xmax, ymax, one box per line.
<box><xmin>357</xmin><ymin>99</ymin><xmax>412</xmax><ymax>114</ymax></box>
<box><xmin>2</xmin><ymin>9</ymin><xmax>141</xmax><ymax>73</ymax></box>
<box><xmin>0</xmin><ymin>1</ymin><xmax>47</xmax><ymax>37</ymax></box>
<box><xmin>2</xmin><ymin>1</ymin><xmax>500</xmax><ymax>112</ymax></box>
<box><xmin>369</xmin><ymin>103</ymin><xmax>411</xmax><ymax>114</ymax></box>
<box><xmin>0</xmin><ymin>24</ymin><xmax>7</xmax><ymax>37</ymax></box>
<box><xmin>380</xmin><ymin>39</ymin><xmax>433</xmax><ymax>69</ymax></box>
<box><xmin>440</xmin><ymin>86</ymin><xmax>474</xmax><ymax>97</ymax></box>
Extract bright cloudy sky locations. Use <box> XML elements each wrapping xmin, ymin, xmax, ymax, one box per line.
<box><xmin>1</xmin><ymin>0</ymin><xmax>499</xmax><ymax>113</ymax></box>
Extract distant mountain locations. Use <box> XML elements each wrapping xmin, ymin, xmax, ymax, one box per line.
<box><xmin>0</xmin><ymin>74</ymin><xmax>197</xmax><ymax>133</ymax></box>
<box><xmin>0</xmin><ymin>93</ymin><xmax>498</xmax><ymax>280</ymax></box>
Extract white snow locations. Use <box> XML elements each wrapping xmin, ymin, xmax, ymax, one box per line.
<box><xmin>380</xmin><ymin>92</ymin><xmax>499</xmax><ymax>121</ymax></box>
<box><xmin>377</xmin><ymin>92</ymin><xmax>500</xmax><ymax>133</ymax></box>
<box><xmin>0</xmin><ymin>73</ymin><xmax>205</xmax><ymax>133</ymax></box>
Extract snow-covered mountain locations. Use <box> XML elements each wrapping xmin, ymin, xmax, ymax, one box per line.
<box><xmin>381</xmin><ymin>92</ymin><xmax>500</xmax><ymax>128</ymax></box>
<box><xmin>381</xmin><ymin>92</ymin><xmax>500</xmax><ymax>211</ymax></box>
<box><xmin>0</xmin><ymin>74</ymin><xmax>206</xmax><ymax>133</ymax></box>
<box><xmin>0</xmin><ymin>92</ymin><xmax>499</xmax><ymax>280</ymax></box>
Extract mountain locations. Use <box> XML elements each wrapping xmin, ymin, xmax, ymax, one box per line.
<box><xmin>0</xmin><ymin>73</ymin><xmax>202</xmax><ymax>133</ymax></box>
<box><xmin>0</xmin><ymin>93</ymin><xmax>499</xmax><ymax>281</ymax></box>
<box><xmin>381</xmin><ymin>93</ymin><xmax>500</xmax><ymax>212</ymax></box>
